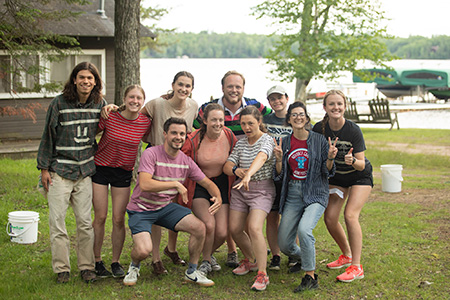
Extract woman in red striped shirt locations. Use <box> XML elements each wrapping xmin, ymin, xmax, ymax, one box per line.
<box><xmin>92</xmin><ymin>85</ymin><xmax>151</xmax><ymax>278</ymax></box>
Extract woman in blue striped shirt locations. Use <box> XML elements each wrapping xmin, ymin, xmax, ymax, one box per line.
<box><xmin>274</xmin><ymin>102</ymin><xmax>336</xmax><ymax>293</ymax></box>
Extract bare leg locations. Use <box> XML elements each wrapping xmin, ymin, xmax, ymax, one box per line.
<box><xmin>247</xmin><ymin>209</ymin><xmax>269</xmax><ymax>274</ymax></box>
<box><xmin>324</xmin><ymin>186</ymin><xmax>352</xmax><ymax>257</ymax></box>
<box><xmin>212</xmin><ymin>204</ymin><xmax>228</xmax><ymax>253</ymax></box>
<box><xmin>151</xmin><ymin>225</ymin><xmax>162</xmax><ymax>262</ymax></box>
<box><xmin>92</xmin><ymin>183</ymin><xmax>109</xmax><ymax>262</ymax></box>
<box><xmin>130</xmin><ymin>232</ymin><xmax>152</xmax><ymax>264</ymax></box>
<box><xmin>192</xmin><ymin>198</ymin><xmax>216</xmax><ymax>262</ymax></box>
<box><xmin>110</xmin><ymin>186</ymin><xmax>130</xmax><ymax>263</ymax></box>
<box><xmin>344</xmin><ymin>185</ymin><xmax>371</xmax><ymax>265</ymax></box>
<box><xmin>174</xmin><ymin>214</ymin><xmax>206</xmax><ymax>264</ymax></box>
<box><xmin>229</xmin><ymin>210</ymin><xmax>253</xmax><ymax>260</ymax></box>
<box><xmin>167</xmin><ymin>230</ymin><xmax>178</xmax><ymax>252</ymax></box>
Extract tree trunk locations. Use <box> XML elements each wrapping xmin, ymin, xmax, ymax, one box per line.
<box><xmin>294</xmin><ymin>78</ymin><xmax>310</xmax><ymax>103</ymax></box>
<box><xmin>115</xmin><ymin>0</ymin><xmax>141</xmax><ymax>105</ymax></box>
<box><xmin>115</xmin><ymin>0</ymin><xmax>142</xmax><ymax>181</ymax></box>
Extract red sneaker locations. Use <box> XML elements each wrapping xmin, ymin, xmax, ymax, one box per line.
<box><xmin>327</xmin><ymin>255</ymin><xmax>352</xmax><ymax>269</ymax></box>
<box><xmin>251</xmin><ymin>271</ymin><xmax>269</xmax><ymax>291</ymax></box>
<box><xmin>232</xmin><ymin>258</ymin><xmax>258</xmax><ymax>275</ymax></box>
<box><xmin>336</xmin><ymin>265</ymin><xmax>364</xmax><ymax>282</ymax></box>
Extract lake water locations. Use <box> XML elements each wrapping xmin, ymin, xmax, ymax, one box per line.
<box><xmin>140</xmin><ymin>58</ymin><xmax>450</xmax><ymax>129</ymax></box>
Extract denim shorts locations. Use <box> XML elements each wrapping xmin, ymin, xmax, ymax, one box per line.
<box><xmin>193</xmin><ymin>172</ymin><xmax>229</xmax><ymax>205</ymax></box>
<box><xmin>92</xmin><ymin>165</ymin><xmax>132</xmax><ymax>188</ymax></box>
<box><xmin>127</xmin><ymin>203</ymin><xmax>191</xmax><ymax>235</ymax></box>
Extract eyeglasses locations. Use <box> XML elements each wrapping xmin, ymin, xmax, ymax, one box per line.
<box><xmin>291</xmin><ymin>112</ymin><xmax>306</xmax><ymax>118</ymax></box>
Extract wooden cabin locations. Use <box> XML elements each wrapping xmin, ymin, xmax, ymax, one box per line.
<box><xmin>0</xmin><ymin>0</ymin><xmax>155</xmax><ymax>141</ymax></box>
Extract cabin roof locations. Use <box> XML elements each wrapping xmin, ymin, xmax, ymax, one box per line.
<box><xmin>39</xmin><ymin>0</ymin><xmax>155</xmax><ymax>38</ymax></box>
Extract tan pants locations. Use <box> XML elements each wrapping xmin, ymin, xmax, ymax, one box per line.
<box><xmin>47</xmin><ymin>173</ymin><xmax>95</xmax><ymax>273</ymax></box>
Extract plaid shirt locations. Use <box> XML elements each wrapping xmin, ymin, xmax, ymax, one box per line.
<box><xmin>37</xmin><ymin>94</ymin><xmax>106</xmax><ymax>180</ymax></box>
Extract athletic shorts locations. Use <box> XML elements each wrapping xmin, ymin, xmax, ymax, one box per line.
<box><xmin>92</xmin><ymin>165</ymin><xmax>132</xmax><ymax>187</ymax></box>
<box><xmin>230</xmin><ymin>179</ymin><xmax>275</xmax><ymax>214</ymax></box>
<box><xmin>127</xmin><ymin>203</ymin><xmax>191</xmax><ymax>235</ymax></box>
<box><xmin>193</xmin><ymin>172</ymin><xmax>229</xmax><ymax>205</ymax></box>
<box><xmin>329</xmin><ymin>162</ymin><xmax>374</xmax><ymax>188</ymax></box>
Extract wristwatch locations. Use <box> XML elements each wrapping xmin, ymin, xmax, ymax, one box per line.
<box><xmin>232</xmin><ymin>165</ymin><xmax>238</xmax><ymax>175</ymax></box>
<box><xmin>352</xmin><ymin>157</ymin><xmax>357</xmax><ymax>165</ymax></box>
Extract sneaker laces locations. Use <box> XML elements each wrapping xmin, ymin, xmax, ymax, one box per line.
<box><xmin>254</xmin><ymin>272</ymin><xmax>266</xmax><ymax>283</ymax></box>
<box><xmin>238</xmin><ymin>259</ymin><xmax>250</xmax><ymax>269</ymax></box>
<box><xmin>345</xmin><ymin>265</ymin><xmax>359</xmax><ymax>274</ymax></box>
<box><xmin>338</xmin><ymin>255</ymin><xmax>351</xmax><ymax>263</ymax></box>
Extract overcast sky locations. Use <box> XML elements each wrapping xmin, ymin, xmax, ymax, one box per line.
<box><xmin>143</xmin><ymin>0</ymin><xmax>448</xmax><ymax>38</ymax></box>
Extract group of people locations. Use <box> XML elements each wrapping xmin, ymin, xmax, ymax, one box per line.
<box><xmin>37</xmin><ymin>62</ymin><xmax>373</xmax><ymax>293</ymax></box>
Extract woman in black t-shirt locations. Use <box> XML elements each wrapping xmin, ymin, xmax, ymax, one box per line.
<box><xmin>312</xmin><ymin>90</ymin><xmax>373</xmax><ymax>283</ymax></box>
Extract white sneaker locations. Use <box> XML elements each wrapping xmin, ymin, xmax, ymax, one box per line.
<box><xmin>211</xmin><ymin>256</ymin><xmax>221</xmax><ymax>271</ymax></box>
<box><xmin>123</xmin><ymin>264</ymin><xmax>140</xmax><ymax>286</ymax></box>
<box><xmin>184</xmin><ymin>270</ymin><xmax>214</xmax><ymax>287</ymax></box>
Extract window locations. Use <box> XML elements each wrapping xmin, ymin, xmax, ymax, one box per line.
<box><xmin>0</xmin><ymin>49</ymin><xmax>106</xmax><ymax>99</ymax></box>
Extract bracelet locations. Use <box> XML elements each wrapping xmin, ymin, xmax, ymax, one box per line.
<box><xmin>232</xmin><ymin>165</ymin><xmax>238</xmax><ymax>175</ymax></box>
<box><xmin>327</xmin><ymin>158</ymin><xmax>334</xmax><ymax>161</ymax></box>
<box><xmin>352</xmin><ymin>157</ymin><xmax>357</xmax><ymax>165</ymax></box>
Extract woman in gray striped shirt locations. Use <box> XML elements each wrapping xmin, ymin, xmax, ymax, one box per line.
<box><xmin>223</xmin><ymin>106</ymin><xmax>275</xmax><ymax>292</ymax></box>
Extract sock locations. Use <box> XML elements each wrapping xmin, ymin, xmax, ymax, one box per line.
<box><xmin>131</xmin><ymin>261</ymin><xmax>140</xmax><ymax>268</ymax></box>
<box><xmin>187</xmin><ymin>263</ymin><xmax>197</xmax><ymax>274</ymax></box>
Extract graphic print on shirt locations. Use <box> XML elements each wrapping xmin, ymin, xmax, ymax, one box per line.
<box><xmin>288</xmin><ymin>147</ymin><xmax>309</xmax><ymax>180</ymax></box>
<box><xmin>74</xmin><ymin>126</ymin><xmax>89</xmax><ymax>143</ymax></box>
<box><xmin>335</xmin><ymin>140</ymin><xmax>353</xmax><ymax>164</ymax></box>
<box><xmin>266</xmin><ymin>124</ymin><xmax>293</xmax><ymax>142</ymax></box>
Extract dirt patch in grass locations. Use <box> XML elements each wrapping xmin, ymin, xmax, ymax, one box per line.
<box><xmin>366</xmin><ymin>141</ymin><xmax>450</xmax><ymax>156</ymax></box>
<box><xmin>369</xmin><ymin>184</ymin><xmax>450</xmax><ymax>242</ymax></box>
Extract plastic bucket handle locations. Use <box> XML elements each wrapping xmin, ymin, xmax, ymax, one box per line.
<box><xmin>6</xmin><ymin>216</ymin><xmax>39</xmax><ymax>237</ymax></box>
<box><xmin>384</xmin><ymin>169</ymin><xmax>403</xmax><ymax>182</ymax></box>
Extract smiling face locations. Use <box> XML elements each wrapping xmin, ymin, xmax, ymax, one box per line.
<box><xmin>240</xmin><ymin>114</ymin><xmax>261</xmax><ymax>140</ymax></box>
<box><xmin>204</xmin><ymin>109</ymin><xmax>225</xmax><ymax>136</ymax></box>
<box><xmin>324</xmin><ymin>94</ymin><xmax>346</xmax><ymax>120</ymax></box>
<box><xmin>172</xmin><ymin>75</ymin><xmax>193</xmax><ymax>100</ymax></box>
<box><xmin>222</xmin><ymin>74</ymin><xmax>244</xmax><ymax>107</ymax></box>
<box><xmin>74</xmin><ymin>70</ymin><xmax>96</xmax><ymax>98</ymax></box>
<box><xmin>123</xmin><ymin>88</ymin><xmax>145</xmax><ymax>113</ymax></box>
<box><xmin>288</xmin><ymin>107</ymin><xmax>308</xmax><ymax>130</ymax></box>
<box><xmin>268</xmin><ymin>93</ymin><xmax>288</xmax><ymax>113</ymax></box>
<box><xmin>164</xmin><ymin>123</ymin><xmax>187</xmax><ymax>151</ymax></box>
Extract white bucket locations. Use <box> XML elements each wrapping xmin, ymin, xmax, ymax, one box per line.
<box><xmin>380</xmin><ymin>164</ymin><xmax>403</xmax><ymax>193</ymax></box>
<box><xmin>6</xmin><ymin>211</ymin><xmax>39</xmax><ymax>244</ymax></box>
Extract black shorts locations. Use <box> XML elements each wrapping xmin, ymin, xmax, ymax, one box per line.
<box><xmin>193</xmin><ymin>172</ymin><xmax>229</xmax><ymax>205</ymax></box>
<box><xmin>92</xmin><ymin>165</ymin><xmax>132</xmax><ymax>188</ymax></box>
<box><xmin>329</xmin><ymin>162</ymin><xmax>374</xmax><ymax>188</ymax></box>
<box><xmin>270</xmin><ymin>180</ymin><xmax>282</xmax><ymax>212</ymax></box>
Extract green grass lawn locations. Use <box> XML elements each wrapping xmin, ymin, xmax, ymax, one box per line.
<box><xmin>0</xmin><ymin>128</ymin><xmax>449</xmax><ymax>299</ymax></box>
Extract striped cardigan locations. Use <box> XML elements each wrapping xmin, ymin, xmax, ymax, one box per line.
<box><xmin>274</xmin><ymin>130</ymin><xmax>335</xmax><ymax>213</ymax></box>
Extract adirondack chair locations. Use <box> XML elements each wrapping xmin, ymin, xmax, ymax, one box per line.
<box><xmin>368</xmin><ymin>99</ymin><xmax>400</xmax><ymax>130</ymax></box>
<box><xmin>344</xmin><ymin>100</ymin><xmax>371</xmax><ymax>122</ymax></box>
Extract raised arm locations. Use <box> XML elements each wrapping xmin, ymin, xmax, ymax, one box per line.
<box><xmin>233</xmin><ymin>151</ymin><xmax>268</xmax><ymax>191</ymax></box>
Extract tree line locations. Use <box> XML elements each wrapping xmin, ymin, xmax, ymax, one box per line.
<box><xmin>142</xmin><ymin>33</ymin><xmax>450</xmax><ymax>60</ymax></box>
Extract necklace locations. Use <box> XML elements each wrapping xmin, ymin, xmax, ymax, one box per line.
<box><xmin>330</xmin><ymin>124</ymin><xmax>344</xmax><ymax>140</ymax></box>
